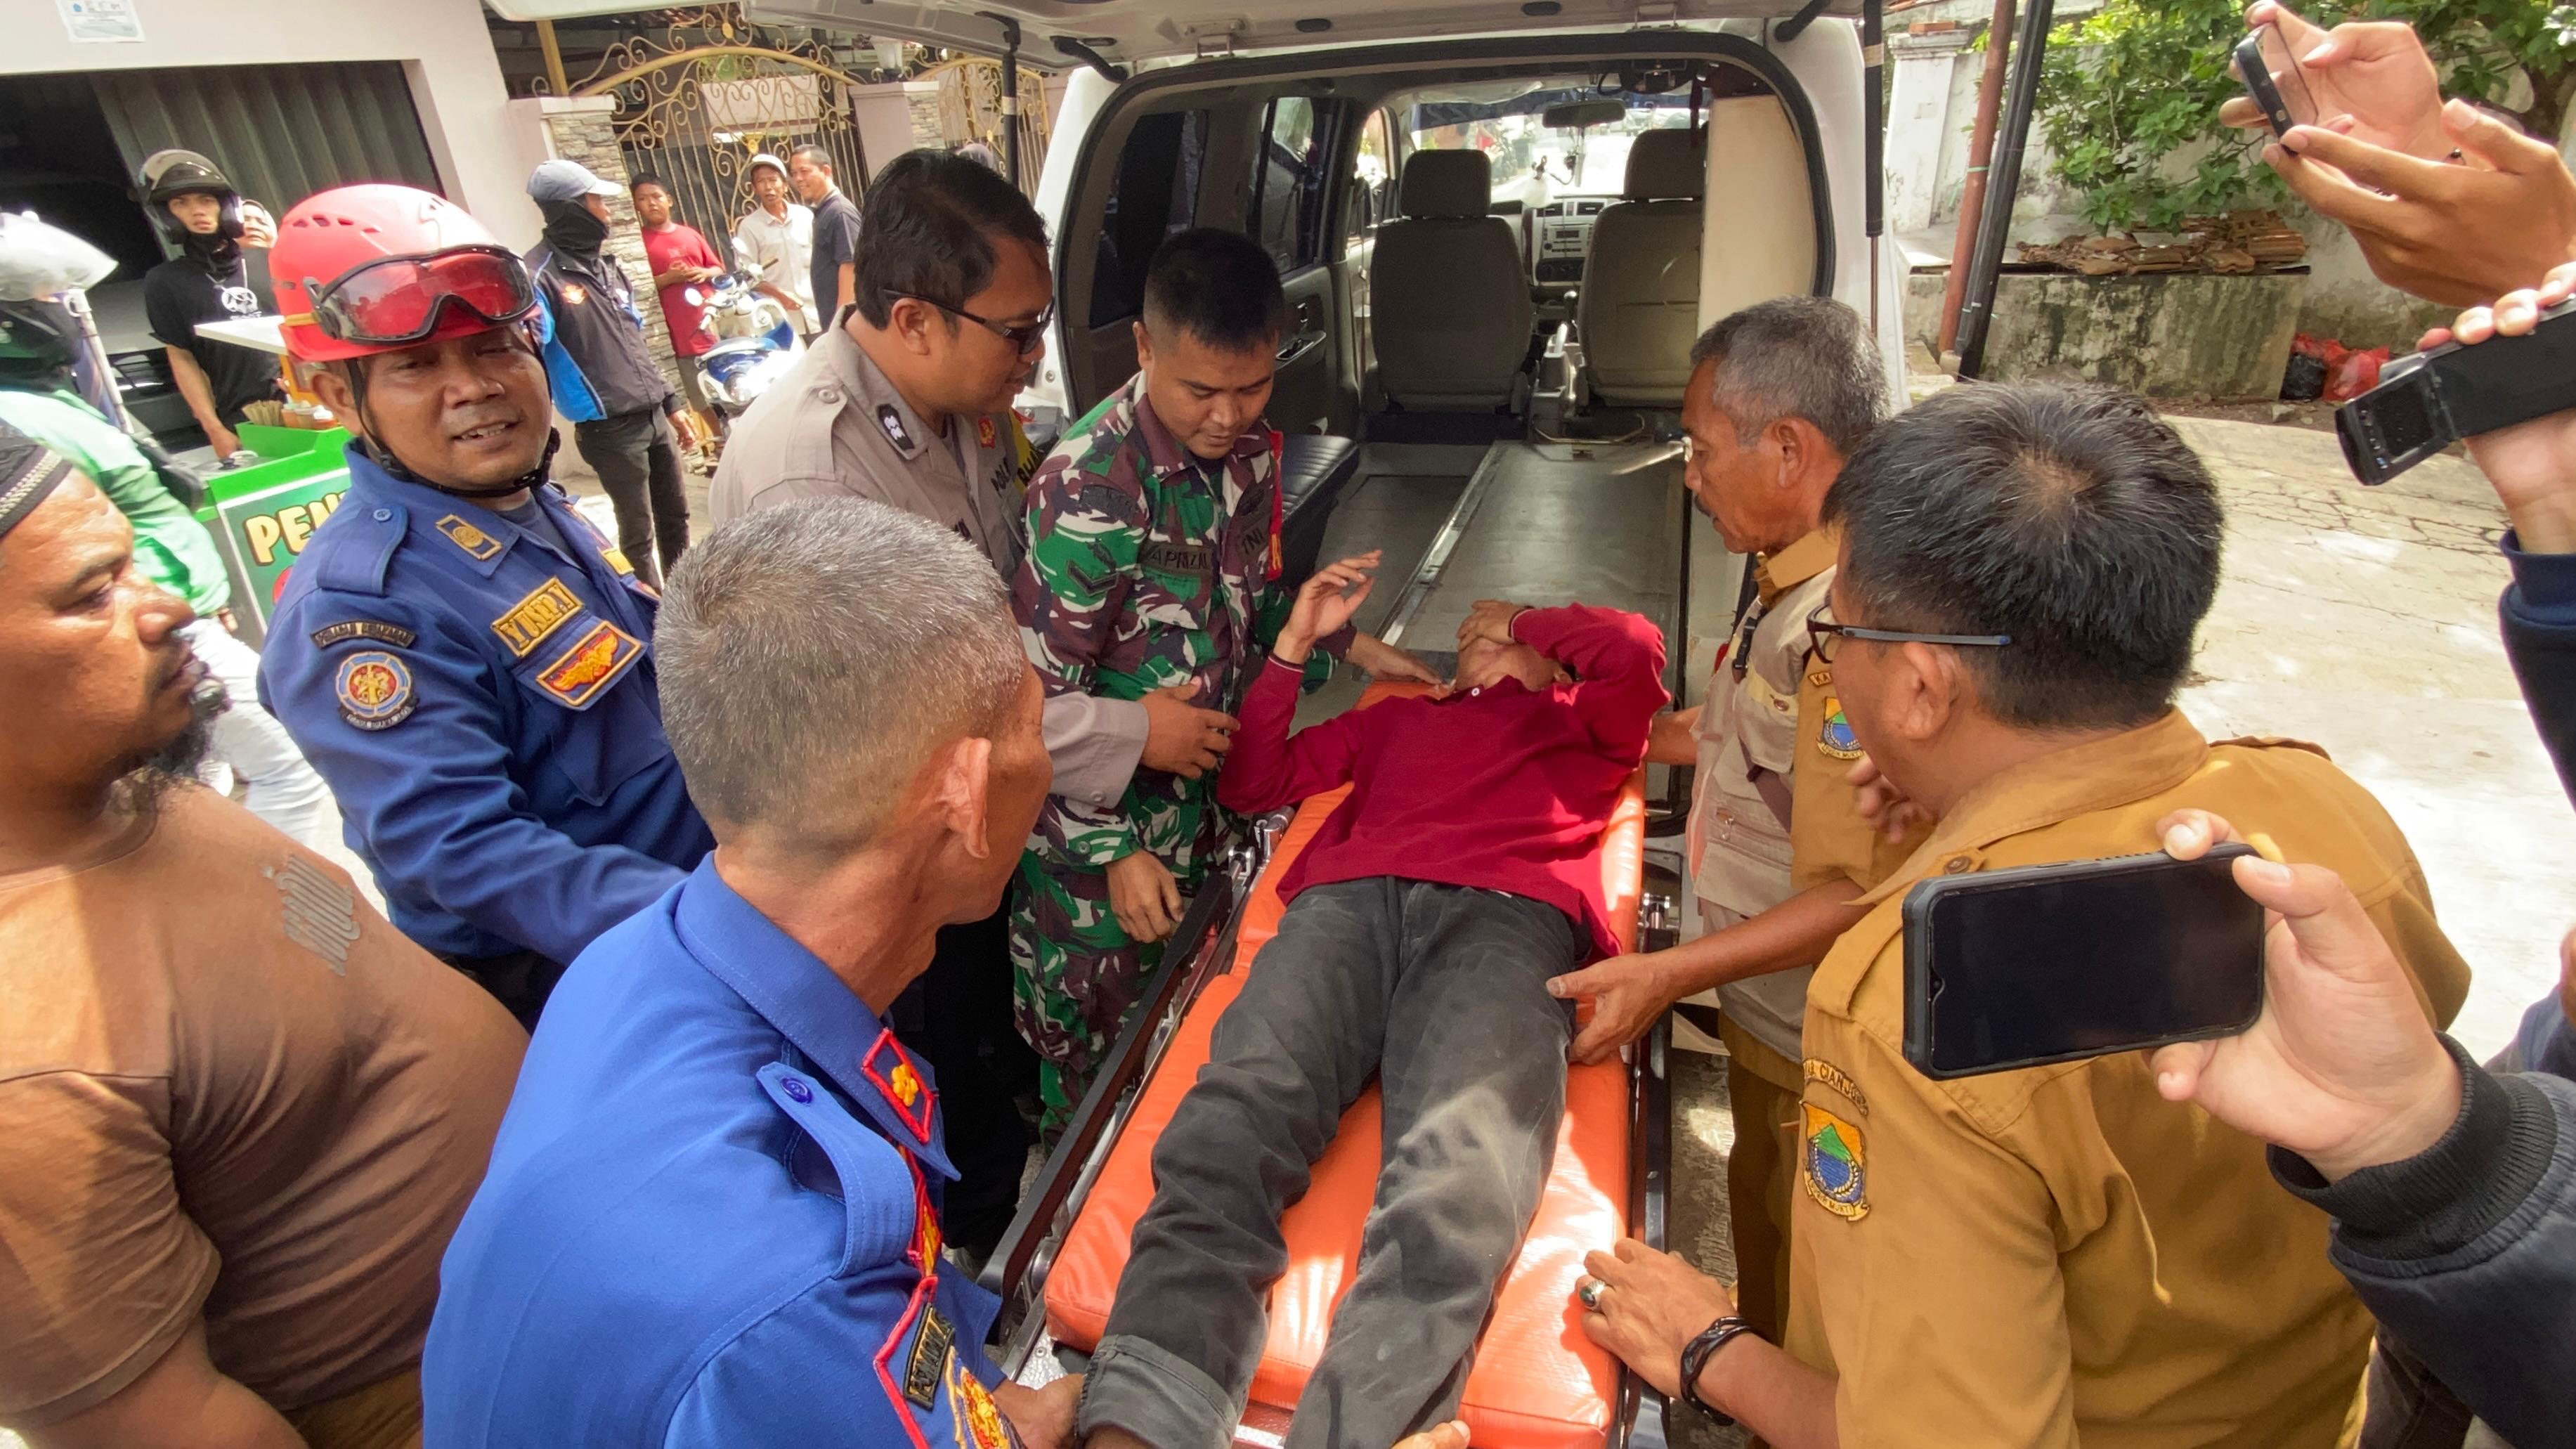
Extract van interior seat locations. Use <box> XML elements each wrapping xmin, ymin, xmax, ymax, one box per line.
<box><xmin>1576</xmin><ymin>127</ymin><xmax>1707</xmax><ymax>408</ymax></box>
<box><xmin>1370</xmin><ymin>150</ymin><xmax>1535</xmax><ymax>412</ymax></box>
<box><xmin>1275</xmin><ymin>433</ymin><xmax>1362</xmax><ymax>588</ymax></box>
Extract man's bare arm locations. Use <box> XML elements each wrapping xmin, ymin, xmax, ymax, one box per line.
<box><xmin>19</xmin><ymin>1321</ymin><xmax>305</xmax><ymax>1449</ymax></box>
<box><xmin>1646</xmin><ymin>706</ymin><xmax>1700</xmax><ymax>767</ymax></box>
<box><xmin>164</xmin><ymin>347</ymin><xmax>235</xmax><ymax>457</ymax></box>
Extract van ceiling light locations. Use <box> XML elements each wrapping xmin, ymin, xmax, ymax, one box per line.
<box><xmin>1296</xmin><ymin>16</ymin><xmax>1332</xmax><ymax>31</ymax></box>
<box><xmin>1523</xmin><ymin>1</ymin><xmax>1563</xmax><ymax>14</ymax></box>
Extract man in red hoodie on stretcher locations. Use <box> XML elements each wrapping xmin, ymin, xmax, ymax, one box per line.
<box><xmin>1076</xmin><ymin>553</ymin><xmax>1668</xmax><ymax>1449</ymax></box>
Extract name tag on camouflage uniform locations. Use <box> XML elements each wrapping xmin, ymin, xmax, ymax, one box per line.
<box><xmin>1139</xmin><ymin>540</ymin><xmax>1213</xmax><ymax>580</ymax></box>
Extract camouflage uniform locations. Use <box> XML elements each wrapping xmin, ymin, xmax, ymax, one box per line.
<box><xmin>1010</xmin><ymin>375</ymin><xmax>1344</xmax><ymax>1129</ymax></box>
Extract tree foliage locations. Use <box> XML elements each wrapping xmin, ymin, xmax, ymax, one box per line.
<box><xmin>2030</xmin><ymin>0</ymin><xmax>2576</xmax><ymax>233</ymax></box>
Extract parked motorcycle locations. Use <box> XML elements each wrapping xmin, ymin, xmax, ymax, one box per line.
<box><xmin>685</xmin><ymin>240</ymin><xmax>802</xmax><ymax>417</ymax></box>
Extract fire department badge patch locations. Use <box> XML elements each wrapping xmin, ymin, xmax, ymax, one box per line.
<box><xmin>334</xmin><ymin>651</ymin><xmax>415</xmax><ymax>730</ymax></box>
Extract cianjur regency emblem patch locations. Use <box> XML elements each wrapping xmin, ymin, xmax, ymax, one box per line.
<box><xmin>1801</xmin><ymin>1102</ymin><xmax>1869</xmax><ymax>1220</ymax></box>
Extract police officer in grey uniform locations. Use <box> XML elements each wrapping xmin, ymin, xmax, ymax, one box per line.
<box><xmin>712</xmin><ymin>149</ymin><xmax>1233</xmax><ymax>1262</ymax></box>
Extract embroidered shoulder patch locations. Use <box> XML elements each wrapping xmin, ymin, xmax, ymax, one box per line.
<box><xmin>308</xmin><ymin>619</ymin><xmax>417</xmax><ymax>650</ymax></box>
<box><xmin>491</xmin><ymin>578</ymin><xmax>585</xmax><ymax>658</ymax></box>
<box><xmin>1801</xmin><ymin>1101</ymin><xmax>1869</xmax><ymax>1221</ymax></box>
<box><xmin>975</xmin><ymin>414</ymin><xmax>998</xmax><ymax>448</ymax></box>
<box><xmin>601</xmin><ymin>545</ymin><xmax>637</xmax><ymax>578</ymax></box>
<box><xmin>862</xmin><ymin>1029</ymin><xmax>937</xmax><ymax>1143</ymax></box>
<box><xmin>434</xmin><ymin>514</ymin><xmax>504</xmax><ymax>561</ymax></box>
<box><xmin>954</xmin><ymin>1365</ymin><xmax>1010</xmax><ymax>1449</ymax></box>
<box><xmin>334</xmin><ymin>651</ymin><xmax>416</xmax><ymax>730</ymax></box>
<box><xmin>532</xmin><ymin>620</ymin><xmax>642</xmax><ymax>708</ymax></box>
<box><xmin>1807</xmin><ymin>666</ymin><xmax>1833</xmax><ymax>690</ymax></box>
<box><xmin>1817</xmin><ymin>696</ymin><xmax>1863</xmax><ymax>760</ymax></box>
<box><xmin>878</xmin><ymin>404</ymin><xmax>917</xmax><ymax>454</ymax></box>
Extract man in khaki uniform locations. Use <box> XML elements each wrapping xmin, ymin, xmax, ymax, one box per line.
<box><xmin>1570</xmin><ymin>382</ymin><xmax>2471</xmax><ymax>1449</ymax></box>
<box><xmin>1551</xmin><ymin>298</ymin><xmax>1920</xmax><ymax>1341</ymax></box>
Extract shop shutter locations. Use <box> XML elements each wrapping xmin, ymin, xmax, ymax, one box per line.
<box><xmin>93</xmin><ymin>60</ymin><xmax>443</xmax><ymax>247</ymax></box>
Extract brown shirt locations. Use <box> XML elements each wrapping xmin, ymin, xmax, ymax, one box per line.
<box><xmin>1783</xmin><ymin>712</ymin><xmax>2471</xmax><ymax>1448</ymax></box>
<box><xmin>0</xmin><ymin>788</ymin><xmax>524</xmax><ymax>1425</ymax></box>
<box><xmin>1690</xmin><ymin>528</ymin><xmax>1922</xmax><ymax>1063</ymax></box>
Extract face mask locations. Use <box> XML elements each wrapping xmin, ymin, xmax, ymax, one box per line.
<box><xmin>540</xmin><ymin>200</ymin><xmax>611</xmax><ymax>258</ymax></box>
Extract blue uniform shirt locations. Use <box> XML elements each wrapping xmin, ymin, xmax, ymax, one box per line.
<box><xmin>258</xmin><ymin>447</ymin><xmax>713</xmax><ymax>964</ymax></box>
<box><xmin>422</xmin><ymin>859</ymin><xmax>1015</xmax><ymax>1449</ymax></box>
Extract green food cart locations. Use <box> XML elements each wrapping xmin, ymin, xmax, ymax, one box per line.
<box><xmin>193</xmin><ymin>424</ymin><xmax>355</xmax><ymax>647</ymax></box>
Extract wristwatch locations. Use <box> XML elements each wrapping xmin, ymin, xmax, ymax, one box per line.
<box><xmin>1677</xmin><ymin>1315</ymin><xmax>1759</xmax><ymax>1425</ymax></box>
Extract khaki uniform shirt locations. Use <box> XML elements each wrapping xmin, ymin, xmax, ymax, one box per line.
<box><xmin>708</xmin><ymin>330</ymin><xmax>1146</xmax><ymax>807</ymax></box>
<box><xmin>1689</xmin><ymin>528</ymin><xmax>1918</xmax><ymax>1065</ymax></box>
<box><xmin>1784</xmin><ymin>712</ymin><xmax>2473</xmax><ymax>1448</ymax></box>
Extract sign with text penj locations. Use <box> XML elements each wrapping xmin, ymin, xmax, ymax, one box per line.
<box><xmin>213</xmin><ymin>474</ymin><xmax>349</xmax><ymax>637</ymax></box>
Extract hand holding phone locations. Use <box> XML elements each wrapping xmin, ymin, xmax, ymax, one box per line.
<box><xmin>2147</xmin><ymin>811</ymin><xmax>2461</xmax><ymax>1183</ymax></box>
<box><xmin>2234</xmin><ymin>23</ymin><xmax>2320</xmax><ymax>141</ymax></box>
<box><xmin>2219</xmin><ymin>4</ymin><xmax>2446</xmax><ymax>161</ymax></box>
<box><xmin>1901</xmin><ymin>838</ymin><xmax>2266</xmax><ymax>1080</ymax></box>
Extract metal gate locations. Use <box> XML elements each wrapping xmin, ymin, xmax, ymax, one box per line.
<box><xmin>567</xmin><ymin>7</ymin><xmax>875</xmax><ymax>254</ymax></box>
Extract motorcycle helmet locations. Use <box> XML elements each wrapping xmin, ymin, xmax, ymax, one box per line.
<box><xmin>138</xmin><ymin>148</ymin><xmax>243</xmax><ymax>246</ymax></box>
<box><xmin>0</xmin><ymin>212</ymin><xmax>118</xmax><ymax>392</ymax></box>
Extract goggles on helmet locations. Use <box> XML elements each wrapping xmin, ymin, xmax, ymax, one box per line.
<box><xmin>304</xmin><ymin>245</ymin><xmax>536</xmax><ymax>347</ymax></box>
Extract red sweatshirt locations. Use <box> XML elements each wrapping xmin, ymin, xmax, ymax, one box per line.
<box><xmin>1216</xmin><ymin>604</ymin><xmax>1668</xmax><ymax>961</ymax></box>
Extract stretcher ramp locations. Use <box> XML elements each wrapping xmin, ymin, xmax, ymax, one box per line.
<box><xmin>1044</xmin><ymin>683</ymin><xmax>1649</xmax><ymax>1448</ymax></box>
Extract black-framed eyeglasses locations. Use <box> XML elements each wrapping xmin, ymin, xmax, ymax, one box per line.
<box><xmin>880</xmin><ymin>290</ymin><xmax>1054</xmax><ymax>354</ymax></box>
<box><xmin>1807</xmin><ymin>603</ymin><xmax>2012</xmax><ymax>664</ymax></box>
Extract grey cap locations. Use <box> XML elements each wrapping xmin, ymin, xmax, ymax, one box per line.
<box><xmin>528</xmin><ymin>158</ymin><xmax>621</xmax><ymax>204</ymax></box>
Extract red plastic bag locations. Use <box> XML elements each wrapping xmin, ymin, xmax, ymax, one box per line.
<box><xmin>2323</xmin><ymin>346</ymin><xmax>2388</xmax><ymax>403</ymax></box>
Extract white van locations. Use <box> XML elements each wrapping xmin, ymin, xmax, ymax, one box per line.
<box><xmin>756</xmin><ymin>4</ymin><xmax>1892</xmax><ymax>1443</ymax></box>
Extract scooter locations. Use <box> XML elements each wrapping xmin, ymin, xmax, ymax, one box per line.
<box><xmin>686</xmin><ymin>239</ymin><xmax>802</xmax><ymax>417</ymax></box>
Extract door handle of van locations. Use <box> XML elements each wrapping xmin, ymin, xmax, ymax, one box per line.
<box><xmin>1277</xmin><ymin>328</ymin><xmax>1326</xmax><ymax>364</ymax></box>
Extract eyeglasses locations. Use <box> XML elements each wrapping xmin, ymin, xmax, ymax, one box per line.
<box><xmin>1806</xmin><ymin>603</ymin><xmax>2012</xmax><ymax>664</ymax></box>
<box><xmin>306</xmin><ymin>245</ymin><xmax>535</xmax><ymax>346</ymax></box>
<box><xmin>880</xmin><ymin>290</ymin><xmax>1054</xmax><ymax>355</ymax></box>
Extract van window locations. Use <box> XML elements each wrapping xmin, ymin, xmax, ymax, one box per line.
<box><xmin>1090</xmin><ymin>109</ymin><xmax>1209</xmax><ymax>327</ymax></box>
<box><xmin>1346</xmin><ymin>109</ymin><xmax>1394</xmax><ymax>246</ymax></box>
<box><xmin>1247</xmin><ymin>96</ymin><xmax>1339</xmax><ymax>273</ymax></box>
<box><xmin>1408</xmin><ymin>91</ymin><xmax>1697</xmax><ymax>209</ymax></box>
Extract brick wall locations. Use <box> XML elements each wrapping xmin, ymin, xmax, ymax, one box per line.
<box><xmin>538</xmin><ymin>107</ymin><xmax>697</xmax><ymax>408</ymax></box>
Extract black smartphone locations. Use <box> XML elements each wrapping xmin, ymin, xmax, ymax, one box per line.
<box><xmin>2233</xmin><ymin>24</ymin><xmax>2319</xmax><ymax>139</ymax></box>
<box><xmin>2338</xmin><ymin>297</ymin><xmax>2576</xmax><ymax>485</ymax></box>
<box><xmin>1901</xmin><ymin>845</ymin><xmax>2265</xmax><ymax>1080</ymax></box>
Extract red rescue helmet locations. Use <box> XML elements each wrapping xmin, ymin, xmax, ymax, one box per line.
<box><xmin>274</xmin><ymin>185</ymin><xmax>538</xmax><ymax>364</ymax></box>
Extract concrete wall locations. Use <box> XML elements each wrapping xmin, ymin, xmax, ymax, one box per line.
<box><xmin>1975</xmin><ymin>271</ymin><xmax>2308</xmax><ymax>400</ymax></box>
<box><xmin>5</xmin><ymin>0</ymin><xmax>532</xmax><ymax>248</ymax></box>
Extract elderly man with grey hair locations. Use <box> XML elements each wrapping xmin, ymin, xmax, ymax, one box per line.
<box><xmin>1540</xmin><ymin>294</ymin><xmax>1922</xmax><ymax>1342</ymax></box>
<box><xmin>419</xmin><ymin>499</ymin><xmax>1084</xmax><ymax>1449</ymax></box>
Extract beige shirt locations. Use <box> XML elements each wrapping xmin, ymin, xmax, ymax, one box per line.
<box><xmin>709</xmin><ymin>329</ymin><xmax>1148</xmax><ymax>806</ymax></box>
<box><xmin>1689</xmin><ymin>528</ymin><xmax>1918</xmax><ymax>1063</ymax></box>
<box><xmin>1785</xmin><ymin>713</ymin><xmax>2473</xmax><ymax>1448</ymax></box>
<box><xmin>0</xmin><ymin>788</ymin><xmax>524</xmax><ymax>1424</ymax></box>
<box><xmin>733</xmin><ymin>200</ymin><xmax>817</xmax><ymax>334</ymax></box>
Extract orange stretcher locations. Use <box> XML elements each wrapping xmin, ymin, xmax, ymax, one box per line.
<box><xmin>982</xmin><ymin>683</ymin><xmax>1677</xmax><ymax>1449</ymax></box>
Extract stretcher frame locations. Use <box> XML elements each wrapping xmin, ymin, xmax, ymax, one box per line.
<box><xmin>979</xmin><ymin>806</ymin><xmax>1686</xmax><ymax>1448</ymax></box>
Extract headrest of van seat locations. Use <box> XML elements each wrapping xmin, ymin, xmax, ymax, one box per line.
<box><xmin>1623</xmin><ymin>127</ymin><xmax>1707</xmax><ymax>200</ymax></box>
<box><xmin>1398</xmin><ymin>150</ymin><xmax>1492</xmax><ymax>219</ymax></box>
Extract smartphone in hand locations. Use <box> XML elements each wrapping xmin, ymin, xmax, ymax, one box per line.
<box><xmin>1901</xmin><ymin>845</ymin><xmax>2265</xmax><ymax>1079</ymax></box>
<box><xmin>2234</xmin><ymin>24</ymin><xmax>2320</xmax><ymax>140</ymax></box>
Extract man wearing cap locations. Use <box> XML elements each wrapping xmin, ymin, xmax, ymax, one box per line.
<box><xmin>524</xmin><ymin>157</ymin><xmax>698</xmax><ymax>586</ymax></box>
<box><xmin>257</xmin><ymin>183</ymin><xmax>713</xmax><ymax>1025</ymax></box>
<box><xmin>733</xmin><ymin>152</ymin><xmax>818</xmax><ymax>339</ymax></box>
<box><xmin>0</xmin><ymin>420</ymin><xmax>524</xmax><ymax>1449</ymax></box>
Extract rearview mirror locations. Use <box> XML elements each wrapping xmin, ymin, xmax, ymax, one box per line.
<box><xmin>1541</xmin><ymin>98</ymin><xmax>1627</xmax><ymax>131</ymax></box>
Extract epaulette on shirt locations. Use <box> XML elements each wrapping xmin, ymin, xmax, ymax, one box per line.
<box><xmin>307</xmin><ymin>498</ymin><xmax>408</xmax><ymax>597</ymax></box>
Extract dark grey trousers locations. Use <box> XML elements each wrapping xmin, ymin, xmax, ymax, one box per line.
<box><xmin>572</xmin><ymin>408</ymin><xmax>689</xmax><ymax>585</ymax></box>
<box><xmin>1076</xmin><ymin>878</ymin><xmax>1581</xmax><ymax>1449</ymax></box>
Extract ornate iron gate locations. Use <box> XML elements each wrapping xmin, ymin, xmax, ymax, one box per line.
<box><xmin>568</xmin><ymin>8</ymin><xmax>876</xmax><ymax>255</ymax></box>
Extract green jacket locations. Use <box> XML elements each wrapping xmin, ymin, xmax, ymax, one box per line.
<box><xmin>0</xmin><ymin>389</ymin><xmax>230</xmax><ymax>613</ymax></box>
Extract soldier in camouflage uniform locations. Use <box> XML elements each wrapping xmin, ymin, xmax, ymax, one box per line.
<box><xmin>1010</xmin><ymin>228</ymin><xmax>1433</xmax><ymax>1130</ymax></box>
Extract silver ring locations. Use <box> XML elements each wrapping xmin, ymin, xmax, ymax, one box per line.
<box><xmin>1577</xmin><ymin>1278</ymin><xmax>1604</xmax><ymax>1312</ymax></box>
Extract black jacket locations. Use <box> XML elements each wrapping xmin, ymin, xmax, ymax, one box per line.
<box><xmin>2263</xmin><ymin>531</ymin><xmax>2576</xmax><ymax>1449</ymax></box>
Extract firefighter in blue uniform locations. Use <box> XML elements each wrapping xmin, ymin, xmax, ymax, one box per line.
<box><xmin>419</xmin><ymin>500</ymin><xmax>1083</xmax><ymax>1448</ymax></box>
<box><xmin>256</xmin><ymin>183</ymin><xmax>712</xmax><ymax>1024</ymax></box>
